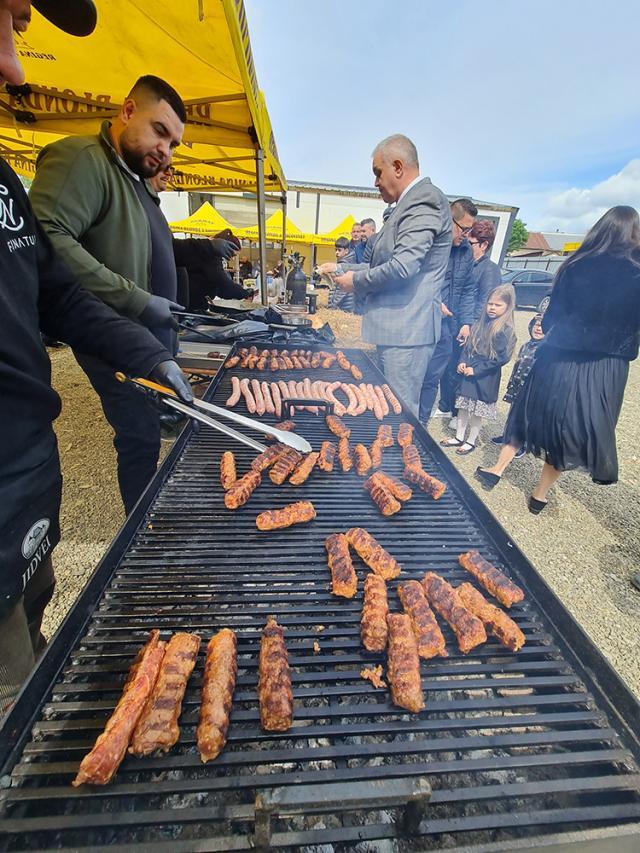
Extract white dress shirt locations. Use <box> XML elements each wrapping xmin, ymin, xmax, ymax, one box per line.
<box><xmin>397</xmin><ymin>174</ymin><xmax>422</xmax><ymax>205</ymax></box>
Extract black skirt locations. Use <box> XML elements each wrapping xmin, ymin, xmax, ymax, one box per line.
<box><xmin>503</xmin><ymin>346</ymin><xmax>629</xmax><ymax>484</ymax></box>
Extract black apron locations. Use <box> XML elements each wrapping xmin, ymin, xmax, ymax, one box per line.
<box><xmin>0</xmin><ymin>433</ymin><xmax>62</xmax><ymax>618</ymax></box>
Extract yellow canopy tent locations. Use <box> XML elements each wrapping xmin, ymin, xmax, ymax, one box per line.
<box><xmin>234</xmin><ymin>209</ymin><xmax>319</xmax><ymax>246</ymax></box>
<box><xmin>0</xmin><ymin>0</ymin><xmax>286</xmax><ymax>298</ymax></box>
<box><xmin>325</xmin><ymin>215</ymin><xmax>358</xmax><ymax>240</ymax></box>
<box><xmin>169</xmin><ymin>201</ymin><xmax>234</xmax><ymax>236</ymax></box>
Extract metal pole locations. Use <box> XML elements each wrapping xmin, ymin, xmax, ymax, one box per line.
<box><xmin>281</xmin><ymin>192</ymin><xmax>287</xmax><ymax>267</ymax></box>
<box><xmin>256</xmin><ymin>148</ymin><xmax>268</xmax><ymax>305</ymax></box>
<box><xmin>311</xmin><ymin>191</ymin><xmax>321</xmax><ymax>269</ymax></box>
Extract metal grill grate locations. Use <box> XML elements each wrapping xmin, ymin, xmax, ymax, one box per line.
<box><xmin>1</xmin><ymin>346</ymin><xmax>639</xmax><ymax>851</ymax></box>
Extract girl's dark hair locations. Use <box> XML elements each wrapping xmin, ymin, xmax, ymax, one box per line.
<box><xmin>556</xmin><ymin>206</ymin><xmax>640</xmax><ymax>281</ymax></box>
<box><xmin>467</xmin><ymin>284</ymin><xmax>517</xmax><ymax>360</ymax></box>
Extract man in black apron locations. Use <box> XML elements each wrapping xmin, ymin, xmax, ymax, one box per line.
<box><xmin>0</xmin><ymin>0</ymin><xmax>193</xmax><ymax>709</ymax></box>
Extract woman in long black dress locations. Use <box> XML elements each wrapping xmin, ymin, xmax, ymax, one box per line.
<box><xmin>476</xmin><ymin>205</ymin><xmax>640</xmax><ymax>513</ymax></box>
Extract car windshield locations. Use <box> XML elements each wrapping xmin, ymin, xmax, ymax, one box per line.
<box><xmin>501</xmin><ymin>271</ymin><xmax>519</xmax><ymax>281</ymax></box>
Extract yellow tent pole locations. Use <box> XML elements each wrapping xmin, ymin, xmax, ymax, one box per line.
<box><xmin>281</xmin><ymin>192</ymin><xmax>287</xmax><ymax>276</ymax></box>
<box><xmin>256</xmin><ymin>148</ymin><xmax>268</xmax><ymax>304</ymax></box>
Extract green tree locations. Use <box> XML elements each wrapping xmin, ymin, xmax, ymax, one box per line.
<box><xmin>507</xmin><ymin>218</ymin><xmax>529</xmax><ymax>253</ymax></box>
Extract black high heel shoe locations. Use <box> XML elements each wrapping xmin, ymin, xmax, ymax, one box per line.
<box><xmin>528</xmin><ymin>496</ymin><xmax>548</xmax><ymax>514</ymax></box>
<box><xmin>475</xmin><ymin>467</ymin><xmax>501</xmax><ymax>490</ymax></box>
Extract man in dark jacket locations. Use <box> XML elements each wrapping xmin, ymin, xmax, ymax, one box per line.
<box><xmin>0</xmin><ymin>0</ymin><xmax>192</xmax><ymax>709</ymax></box>
<box><xmin>31</xmin><ymin>74</ymin><xmax>190</xmax><ymax>515</ymax></box>
<box><xmin>419</xmin><ymin>198</ymin><xmax>477</xmax><ymax>422</ymax></box>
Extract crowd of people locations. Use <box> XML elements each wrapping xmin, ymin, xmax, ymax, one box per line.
<box><xmin>1</xmin><ymin>1</ymin><xmax>639</xmax><ymax>710</ymax></box>
<box><xmin>320</xmin><ymin>133</ymin><xmax>639</xmax><ymax>516</ymax></box>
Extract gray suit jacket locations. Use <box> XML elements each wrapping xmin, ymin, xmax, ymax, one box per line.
<box><xmin>351</xmin><ymin>177</ymin><xmax>452</xmax><ymax>346</ymax></box>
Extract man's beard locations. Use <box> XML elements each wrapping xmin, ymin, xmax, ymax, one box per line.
<box><xmin>120</xmin><ymin>137</ymin><xmax>160</xmax><ymax>179</ymax></box>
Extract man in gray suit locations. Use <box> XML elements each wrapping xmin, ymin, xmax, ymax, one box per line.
<box><xmin>332</xmin><ymin>134</ymin><xmax>452</xmax><ymax>414</ymax></box>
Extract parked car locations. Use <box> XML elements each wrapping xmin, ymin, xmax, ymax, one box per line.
<box><xmin>501</xmin><ymin>269</ymin><xmax>555</xmax><ymax>309</ymax></box>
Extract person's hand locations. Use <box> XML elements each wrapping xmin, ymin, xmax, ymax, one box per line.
<box><xmin>441</xmin><ymin>302</ymin><xmax>453</xmax><ymax>318</ymax></box>
<box><xmin>209</xmin><ymin>238</ymin><xmax>237</xmax><ymax>260</ymax></box>
<box><xmin>457</xmin><ymin>324</ymin><xmax>470</xmax><ymax>344</ymax></box>
<box><xmin>316</xmin><ymin>262</ymin><xmax>338</xmax><ymax>275</ymax></box>
<box><xmin>139</xmin><ymin>295</ymin><xmax>183</xmax><ymax>330</ymax></box>
<box><xmin>334</xmin><ymin>271</ymin><xmax>355</xmax><ymax>292</ymax></box>
<box><xmin>464</xmin><ymin>366</ymin><xmax>474</xmax><ymax>376</ymax></box>
<box><xmin>150</xmin><ymin>360</ymin><xmax>193</xmax><ymax>403</ymax></box>
<box><xmin>457</xmin><ymin>362</ymin><xmax>466</xmax><ymax>374</ymax></box>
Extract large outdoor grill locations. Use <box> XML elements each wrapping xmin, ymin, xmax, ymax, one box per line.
<box><xmin>1</xmin><ymin>345</ymin><xmax>639</xmax><ymax>852</ymax></box>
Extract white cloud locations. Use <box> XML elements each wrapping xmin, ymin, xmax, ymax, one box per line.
<box><xmin>540</xmin><ymin>160</ymin><xmax>640</xmax><ymax>233</ymax></box>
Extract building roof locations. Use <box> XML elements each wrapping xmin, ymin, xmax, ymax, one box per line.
<box><xmin>523</xmin><ymin>232</ymin><xmax>552</xmax><ymax>252</ymax></box>
<box><xmin>541</xmin><ymin>232</ymin><xmax>586</xmax><ymax>252</ymax></box>
<box><xmin>289</xmin><ymin>180</ymin><xmax>518</xmax><ymax>212</ymax></box>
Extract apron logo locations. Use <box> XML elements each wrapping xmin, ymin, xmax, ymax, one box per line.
<box><xmin>0</xmin><ymin>183</ymin><xmax>25</xmax><ymax>232</ymax></box>
<box><xmin>21</xmin><ymin>518</ymin><xmax>50</xmax><ymax>560</ymax></box>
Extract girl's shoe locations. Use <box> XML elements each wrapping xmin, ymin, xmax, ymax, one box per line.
<box><xmin>440</xmin><ymin>438</ymin><xmax>463</xmax><ymax>448</ymax></box>
<box><xmin>475</xmin><ymin>467</ymin><xmax>501</xmax><ymax>489</ymax></box>
<box><xmin>528</xmin><ymin>496</ymin><xmax>548</xmax><ymax>514</ymax></box>
<box><xmin>456</xmin><ymin>442</ymin><xmax>476</xmax><ymax>455</ymax></box>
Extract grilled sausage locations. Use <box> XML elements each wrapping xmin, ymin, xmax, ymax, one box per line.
<box><xmin>402</xmin><ymin>443</ymin><xmax>422</xmax><ymax>470</ymax></box>
<box><xmin>382</xmin><ymin>384</ymin><xmax>402</xmax><ymax>415</ymax></box>
<box><xmin>353</xmin><ymin>444</ymin><xmax>373</xmax><ymax>476</ymax></box>
<box><xmin>240</xmin><ymin>378</ymin><xmax>256</xmax><ymax>414</ymax></box>
<box><xmin>197</xmin><ymin>628</ymin><xmax>237</xmax><ymax>763</ymax></box>
<box><xmin>387</xmin><ymin>613</ymin><xmax>424</xmax><ymax>712</ymax></box>
<box><xmin>251</xmin><ymin>379</ymin><xmax>265</xmax><ymax>416</ymax></box>
<box><xmin>261</xmin><ymin>381</ymin><xmax>275</xmax><ymax>415</ymax></box>
<box><xmin>325</xmin><ymin>532</ymin><xmax>358</xmax><ymax>598</ymax></box>
<box><xmin>269</xmin><ymin>448</ymin><xmax>303</xmax><ymax>485</ymax></box>
<box><xmin>341</xmin><ymin>383</ymin><xmax>358</xmax><ymax>415</ymax></box>
<box><xmin>397</xmin><ymin>423</ymin><xmax>414</xmax><ymax>448</ymax></box>
<box><xmin>363</xmin><ymin>474</ymin><xmax>401</xmax><ymax>516</ymax></box>
<box><xmin>369</xmin><ymin>438</ymin><xmax>384</xmax><ymax>468</ymax></box>
<box><xmin>367</xmin><ymin>384</ymin><xmax>384</xmax><ymax>420</ymax></box>
<box><xmin>73</xmin><ymin>631</ymin><xmax>166</xmax><ymax>785</ymax></box>
<box><xmin>270</xmin><ymin>382</ymin><xmax>282</xmax><ymax>419</ymax></box>
<box><xmin>457</xmin><ymin>550</ymin><xmax>524</xmax><ymax>608</ymax></box>
<box><xmin>361</xmin><ymin>574</ymin><xmax>388</xmax><ymax>651</ymax></box>
<box><xmin>346</xmin><ymin>527</ymin><xmax>402</xmax><ymax>580</ymax></box>
<box><xmin>457</xmin><ymin>583</ymin><xmax>526</xmax><ymax>652</ymax></box>
<box><xmin>129</xmin><ymin>632</ymin><xmax>201</xmax><ymax>756</ymax></box>
<box><xmin>226</xmin><ymin>376</ymin><xmax>241</xmax><ymax>407</ymax></box>
<box><xmin>259</xmin><ymin>617</ymin><xmax>293</xmax><ymax>731</ymax></box>
<box><xmin>256</xmin><ymin>500</ymin><xmax>316</xmax><ymax>530</ymax></box>
<box><xmin>376</xmin><ymin>424</ymin><xmax>394</xmax><ymax>448</ymax></box>
<box><xmin>373</xmin><ymin>385</ymin><xmax>390</xmax><ymax>417</ymax></box>
<box><xmin>224</xmin><ymin>469</ymin><xmax>261</xmax><ymax>510</ymax></box>
<box><xmin>289</xmin><ymin>452</ymin><xmax>319</xmax><ymax>485</ymax></box>
<box><xmin>338</xmin><ymin>437</ymin><xmax>353</xmax><ymax>472</ymax></box>
<box><xmin>318</xmin><ymin>440</ymin><xmax>336</xmax><ymax>472</ymax></box>
<box><xmin>224</xmin><ymin>355</ymin><xmax>241</xmax><ymax>369</ymax></box>
<box><xmin>352</xmin><ymin>384</ymin><xmax>368</xmax><ymax>416</ymax></box>
<box><xmin>402</xmin><ymin>466</ymin><xmax>446</xmax><ymax>500</ymax></box>
<box><xmin>251</xmin><ymin>443</ymin><xmax>289</xmax><ymax>473</ymax></box>
<box><xmin>326</xmin><ymin>414</ymin><xmax>350</xmax><ymax>439</ymax></box>
<box><xmin>336</xmin><ymin>350</ymin><xmax>351</xmax><ymax>370</ymax></box>
<box><xmin>220</xmin><ymin>451</ymin><xmax>237</xmax><ymax>491</ymax></box>
<box><xmin>372</xmin><ymin>471</ymin><xmax>412</xmax><ymax>502</ymax></box>
<box><xmin>398</xmin><ymin>580</ymin><xmax>447</xmax><ymax>659</ymax></box>
<box><xmin>350</xmin><ymin>364</ymin><xmax>363</xmax><ymax>381</ymax></box>
<box><xmin>423</xmin><ymin>572</ymin><xmax>487</xmax><ymax>654</ymax></box>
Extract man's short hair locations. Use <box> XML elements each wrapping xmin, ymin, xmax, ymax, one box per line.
<box><xmin>451</xmin><ymin>198</ymin><xmax>478</xmax><ymax>219</ymax></box>
<box><xmin>372</xmin><ymin>134</ymin><xmax>419</xmax><ymax>169</ymax></box>
<box><xmin>361</xmin><ymin>217</ymin><xmax>376</xmax><ymax>231</ymax></box>
<box><xmin>335</xmin><ymin>236</ymin><xmax>350</xmax><ymax>250</ymax></box>
<box><xmin>128</xmin><ymin>74</ymin><xmax>187</xmax><ymax>124</ymax></box>
<box><xmin>469</xmin><ymin>219</ymin><xmax>496</xmax><ymax>249</ymax></box>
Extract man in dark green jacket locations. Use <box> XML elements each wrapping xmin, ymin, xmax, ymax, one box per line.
<box><xmin>31</xmin><ymin>75</ymin><xmax>189</xmax><ymax>513</ymax></box>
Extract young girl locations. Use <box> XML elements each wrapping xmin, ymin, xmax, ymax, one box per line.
<box><xmin>491</xmin><ymin>312</ymin><xmax>545</xmax><ymax>453</ymax></box>
<box><xmin>440</xmin><ymin>284</ymin><xmax>517</xmax><ymax>454</ymax></box>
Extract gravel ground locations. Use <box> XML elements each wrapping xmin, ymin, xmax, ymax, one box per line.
<box><xmin>46</xmin><ymin>307</ymin><xmax>640</xmax><ymax>698</ymax></box>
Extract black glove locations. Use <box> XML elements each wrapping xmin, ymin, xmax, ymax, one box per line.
<box><xmin>150</xmin><ymin>360</ymin><xmax>193</xmax><ymax>403</ymax></box>
<box><xmin>139</xmin><ymin>294</ymin><xmax>184</xmax><ymax>330</ymax></box>
<box><xmin>209</xmin><ymin>238</ymin><xmax>237</xmax><ymax>260</ymax></box>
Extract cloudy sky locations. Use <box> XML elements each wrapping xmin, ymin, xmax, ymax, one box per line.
<box><xmin>245</xmin><ymin>0</ymin><xmax>639</xmax><ymax>234</ymax></box>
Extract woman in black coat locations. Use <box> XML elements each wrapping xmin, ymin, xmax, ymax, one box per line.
<box><xmin>476</xmin><ymin>206</ymin><xmax>640</xmax><ymax>513</ymax></box>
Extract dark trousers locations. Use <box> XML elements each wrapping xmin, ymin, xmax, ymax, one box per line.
<box><xmin>0</xmin><ymin>556</ymin><xmax>55</xmax><ymax>710</ymax></box>
<box><xmin>74</xmin><ymin>352</ymin><xmax>161</xmax><ymax>515</ymax></box>
<box><xmin>419</xmin><ymin>318</ymin><xmax>454</xmax><ymax>420</ymax></box>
